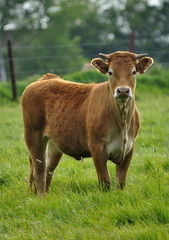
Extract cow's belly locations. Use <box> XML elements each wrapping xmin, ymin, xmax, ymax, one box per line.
<box><xmin>105</xmin><ymin>136</ymin><xmax>133</xmax><ymax>163</ymax></box>
<box><xmin>45</xmin><ymin>119</ymin><xmax>91</xmax><ymax>159</ymax></box>
<box><xmin>47</xmin><ymin>134</ymin><xmax>91</xmax><ymax>160</ymax></box>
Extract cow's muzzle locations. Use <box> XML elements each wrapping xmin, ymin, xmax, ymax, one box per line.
<box><xmin>114</xmin><ymin>87</ymin><xmax>132</xmax><ymax>102</ymax></box>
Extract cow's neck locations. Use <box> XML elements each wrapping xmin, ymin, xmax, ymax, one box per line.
<box><xmin>114</xmin><ymin>98</ymin><xmax>135</xmax><ymax>130</ymax></box>
<box><xmin>114</xmin><ymin>98</ymin><xmax>135</xmax><ymax>160</ymax></box>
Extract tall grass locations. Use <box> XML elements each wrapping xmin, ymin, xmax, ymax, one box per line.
<box><xmin>0</xmin><ymin>69</ymin><xmax>169</xmax><ymax>239</ymax></box>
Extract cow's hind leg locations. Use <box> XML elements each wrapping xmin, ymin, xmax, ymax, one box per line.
<box><xmin>25</xmin><ymin>129</ymin><xmax>47</xmax><ymax>196</ymax></box>
<box><xmin>46</xmin><ymin>140</ymin><xmax>62</xmax><ymax>192</ymax></box>
<box><xmin>29</xmin><ymin>155</ymin><xmax>34</xmax><ymax>190</ymax></box>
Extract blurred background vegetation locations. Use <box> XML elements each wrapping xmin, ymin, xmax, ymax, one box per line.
<box><xmin>0</xmin><ymin>0</ymin><xmax>169</xmax><ymax>82</ymax></box>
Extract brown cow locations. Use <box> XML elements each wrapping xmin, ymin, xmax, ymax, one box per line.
<box><xmin>21</xmin><ymin>51</ymin><xmax>154</xmax><ymax>196</ymax></box>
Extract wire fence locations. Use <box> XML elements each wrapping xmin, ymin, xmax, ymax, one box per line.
<box><xmin>1</xmin><ymin>39</ymin><xmax>169</xmax><ymax>82</ymax></box>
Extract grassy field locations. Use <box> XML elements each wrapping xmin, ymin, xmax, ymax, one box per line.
<box><xmin>0</xmin><ymin>73</ymin><xmax>169</xmax><ymax>239</ymax></box>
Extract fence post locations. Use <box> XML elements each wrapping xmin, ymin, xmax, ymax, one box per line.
<box><xmin>129</xmin><ymin>32</ymin><xmax>135</xmax><ymax>53</ymax></box>
<box><xmin>7</xmin><ymin>40</ymin><xmax>17</xmax><ymax>101</ymax></box>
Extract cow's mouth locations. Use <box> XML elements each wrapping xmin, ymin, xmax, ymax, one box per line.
<box><xmin>117</xmin><ymin>94</ymin><xmax>130</xmax><ymax>101</ymax></box>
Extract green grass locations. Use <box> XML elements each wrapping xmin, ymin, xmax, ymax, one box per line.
<box><xmin>0</xmin><ymin>73</ymin><xmax>169</xmax><ymax>239</ymax></box>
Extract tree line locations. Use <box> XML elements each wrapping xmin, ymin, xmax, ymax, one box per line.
<box><xmin>0</xmin><ymin>0</ymin><xmax>169</xmax><ymax>80</ymax></box>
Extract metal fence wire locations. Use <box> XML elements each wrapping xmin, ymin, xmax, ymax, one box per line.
<box><xmin>0</xmin><ymin>38</ymin><xmax>169</xmax><ymax>81</ymax></box>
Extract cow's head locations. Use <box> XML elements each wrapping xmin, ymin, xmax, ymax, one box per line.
<box><xmin>91</xmin><ymin>51</ymin><xmax>154</xmax><ymax>103</ymax></box>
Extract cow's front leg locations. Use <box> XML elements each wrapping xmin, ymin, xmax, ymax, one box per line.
<box><xmin>116</xmin><ymin>147</ymin><xmax>134</xmax><ymax>189</ymax></box>
<box><xmin>91</xmin><ymin>144</ymin><xmax>110</xmax><ymax>191</ymax></box>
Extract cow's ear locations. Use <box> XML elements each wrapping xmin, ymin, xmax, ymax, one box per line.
<box><xmin>136</xmin><ymin>57</ymin><xmax>154</xmax><ymax>74</ymax></box>
<box><xmin>91</xmin><ymin>58</ymin><xmax>108</xmax><ymax>74</ymax></box>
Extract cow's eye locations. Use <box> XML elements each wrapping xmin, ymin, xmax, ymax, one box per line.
<box><xmin>108</xmin><ymin>70</ymin><xmax>113</xmax><ymax>76</ymax></box>
<box><xmin>132</xmin><ymin>70</ymin><xmax>137</xmax><ymax>75</ymax></box>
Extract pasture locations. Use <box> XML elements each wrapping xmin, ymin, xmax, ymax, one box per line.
<box><xmin>0</xmin><ymin>71</ymin><xmax>169</xmax><ymax>240</ymax></box>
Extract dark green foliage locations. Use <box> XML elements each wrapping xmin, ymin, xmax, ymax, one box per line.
<box><xmin>137</xmin><ymin>66</ymin><xmax>169</xmax><ymax>91</ymax></box>
<box><xmin>1</xmin><ymin>0</ymin><xmax>169</xmax><ymax>81</ymax></box>
<box><xmin>64</xmin><ymin>70</ymin><xmax>107</xmax><ymax>84</ymax></box>
<box><xmin>0</xmin><ymin>75</ymin><xmax>40</xmax><ymax>103</ymax></box>
<box><xmin>0</xmin><ymin>66</ymin><xmax>169</xmax><ymax>103</ymax></box>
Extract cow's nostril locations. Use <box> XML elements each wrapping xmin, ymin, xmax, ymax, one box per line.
<box><xmin>117</xmin><ymin>88</ymin><xmax>121</xmax><ymax>94</ymax></box>
<box><xmin>126</xmin><ymin>88</ymin><xmax>130</xmax><ymax>94</ymax></box>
